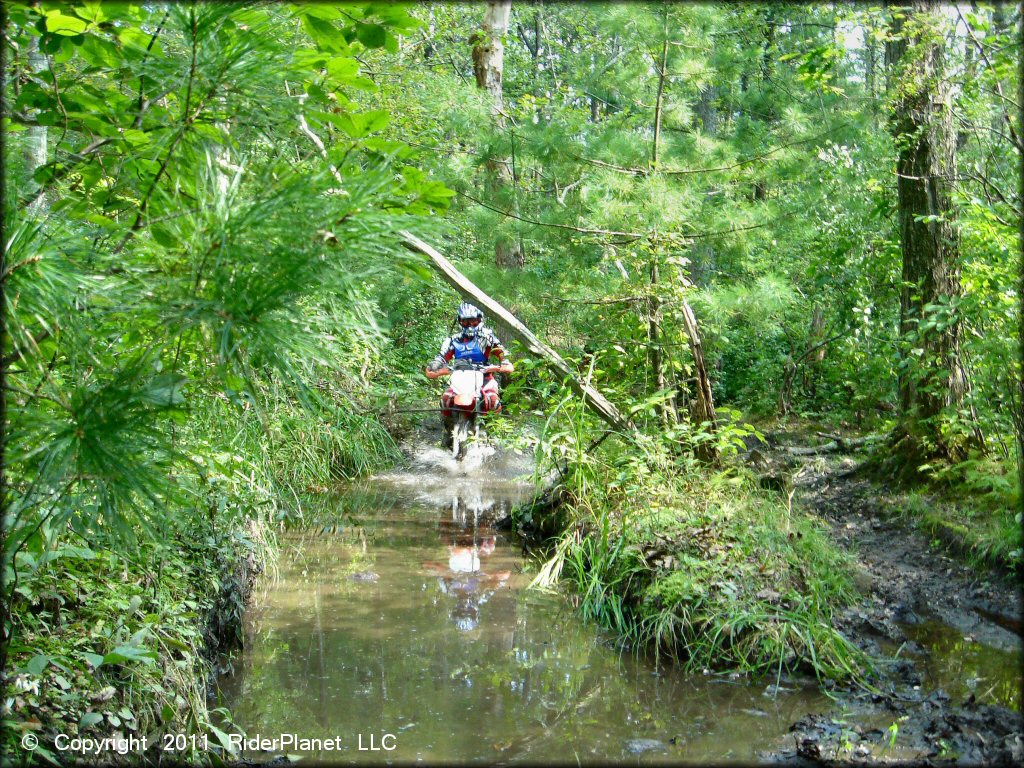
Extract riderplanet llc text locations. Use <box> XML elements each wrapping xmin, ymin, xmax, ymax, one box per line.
<box><xmin>229</xmin><ymin>733</ymin><xmax>398</xmax><ymax>753</ymax></box>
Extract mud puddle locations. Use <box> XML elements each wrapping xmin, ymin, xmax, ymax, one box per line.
<box><xmin>218</xmin><ymin>442</ymin><xmax>836</xmax><ymax>764</ymax></box>
<box><xmin>756</xmin><ymin>432</ymin><xmax>1023</xmax><ymax>764</ymax></box>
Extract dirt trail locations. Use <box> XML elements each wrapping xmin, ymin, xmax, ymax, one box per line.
<box><xmin>754</xmin><ymin>432</ymin><xmax>1023</xmax><ymax>764</ymax></box>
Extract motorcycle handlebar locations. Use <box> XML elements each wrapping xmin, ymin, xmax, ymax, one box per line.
<box><xmin>445</xmin><ymin>362</ymin><xmax>500</xmax><ymax>373</ymax></box>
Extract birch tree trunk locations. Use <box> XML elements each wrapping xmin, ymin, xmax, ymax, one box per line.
<box><xmin>472</xmin><ymin>0</ymin><xmax>524</xmax><ymax>270</ymax></box>
<box><xmin>886</xmin><ymin>0</ymin><xmax>975</xmax><ymax>461</ymax></box>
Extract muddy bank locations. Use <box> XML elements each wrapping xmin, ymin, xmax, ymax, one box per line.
<box><xmin>753</xmin><ymin>431</ymin><xmax>1023</xmax><ymax>764</ymax></box>
<box><xmin>205</xmin><ymin>519</ymin><xmax>267</xmax><ymax>681</ymax></box>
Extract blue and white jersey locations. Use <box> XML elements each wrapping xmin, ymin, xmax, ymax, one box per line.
<box><xmin>431</xmin><ymin>327</ymin><xmax>507</xmax><ymax>369</ymax></box>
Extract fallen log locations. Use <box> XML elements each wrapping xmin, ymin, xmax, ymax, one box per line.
<box><xmin>400</xmin><ymin>231</ymin><xmax>635</xmax><ymax>436</ymax></box>
<box><xmin>785</xmin><ymin>433</ymin><xmax>885</xmax><ymax>455</ymax></box>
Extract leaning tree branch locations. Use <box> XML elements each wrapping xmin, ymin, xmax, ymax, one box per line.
<box><xmin>400</xmin><ymin>231</ymin><xmax>636</xmax><ymax>437</ymax></box>
<box><xmin>965</xmin><ymin>171</ymin><xmax>1022</xmax><ymax>221</ymax></box>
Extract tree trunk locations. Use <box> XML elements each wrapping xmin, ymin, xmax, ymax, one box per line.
<box><xmin>651</xmin><ymin>13</ymin><xmax>669</xmax><ymax>168</ymax></box>
<box><xmin>760</xmin><ymin>12</ymin><xmax>776</xmax><ymax>83</ymax></box>
<box><xmin>697</xmin><ymin>86</ymin><xmax>718</xmax><ymax>136</ymax></box>
<box><xmin>679</xmin><ymin>289</ymin><xmax>718</xmax><ymax>461</ymax></box>
<box><xmin>533</xmin><ymin>9</ymin><xmax>541</xmax><ymax>61</ymax></box>
<box><xmin>24</xmin><ymin>36</ymin><xmax>49</xmax><ymax>216</ymax></box>
<box><xmin>886</xmin><ymin>0</ymin><xmax>973</xmax><ymax>461</ymax></box>
<box><xmin>472</xmin><ymin>0</ymin><xmax>524</xmax><ymax>270</ymax></box>
<box><xmin>989</xmin><ymin>4</ymin><xmax>1010</xmax><ymax>136</ymax></box>
<box><xmin>864</xmin><ymin>16</ymin><xmax>877</xmax><ymax>106</ymax></box>
<box><xmin>809</xmin><ymin>304</ymin><xmax>827</xmax><ymax>363</ymax></box>
<box><xmin>648</xmin><ymin>259</ymin><xmax>676</xmax><ymax>428</ymax></box>
<box><xmin>1018</xmin><ymin>1</ymin><xmax>1024</xmax><ymax>498</ymax></box>
<box><xmin>424</xmin><ymin>7</ymin><xmax>436</xmax><ymax>60</ymax></box>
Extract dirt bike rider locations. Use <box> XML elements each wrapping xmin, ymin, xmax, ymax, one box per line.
<box><xmin>424</xmin><ymin>302</ymin><xmax>513</xmax><ymax>447</ymax></box>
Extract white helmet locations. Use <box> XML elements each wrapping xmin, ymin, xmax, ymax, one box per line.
<box><xmin>457</xmin><ymin>302</ymin><xmax>484</xmax><ymax>338</ymax></box>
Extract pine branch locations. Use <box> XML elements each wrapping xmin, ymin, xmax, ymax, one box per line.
<box><xmin>458</xmin><ymin>190</ymin><xmax>771</xmax><ymax>242</ymax></box>
<box><xmin>568</xmin><ymin>122</ymin><xmax>852</xmax><ymax>178</ymax></box>
<box><xmin>114</xmin><ymin>9</ymin><xmax>202</xmax><ymax>255</ymax></box>
<box><xmin>135</xmin><ymin>10</ymin><xmax>171</xmax><ymax>128</ymax></box>
<box><xmin>663</xmin><ymin>123</ymin><xmax>852</xmax><ymax>176</ymax></box>
<box><xmin>456</xmin><ymin>190</ymin><xmax>645</xmax><ymax>239</ymax></box>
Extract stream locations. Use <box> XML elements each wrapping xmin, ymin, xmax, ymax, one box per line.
<box><xmin>217</xmin><ymin>444</ymin><xmax>1021</xmax><ymax>764</ymax></box>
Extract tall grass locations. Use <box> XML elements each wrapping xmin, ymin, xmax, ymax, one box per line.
<box><xmin>526</xmin><ymin>389</ymin><xmax>871</xmax><ymax>684</ymax></box>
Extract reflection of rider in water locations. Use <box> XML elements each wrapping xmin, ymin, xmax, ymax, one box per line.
<box><xmin>423</xmin><ymin>521</ymin><xmax>511</xmax><ymax>632</ymax></box>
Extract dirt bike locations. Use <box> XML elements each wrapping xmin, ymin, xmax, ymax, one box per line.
<box><xmin>444</xmin><ymin>361</ymin><xmax>499</xmax><ymax>461</ymax></box>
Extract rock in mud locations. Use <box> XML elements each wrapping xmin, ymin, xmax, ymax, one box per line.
<box><xmin>624</xmin><ymin>738</ymin><xmax>668</xmax><ymax>754</ymax></box>
<box><xmin>349</xmin><ymin>571</ymin><xmax>380</xmax><ymax>582</ymax></box>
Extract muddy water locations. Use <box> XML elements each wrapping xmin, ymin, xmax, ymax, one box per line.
<box><xmin>217</xmin><ymin>446</ymin><xmax>831</xmax><ymax>763</ymax></box>
<box><xmin>901</xmin><ymin>619</ymin><xmax>1022</xmax><ymax>712</ymax></box>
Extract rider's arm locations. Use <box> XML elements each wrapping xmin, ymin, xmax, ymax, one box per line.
<box><xmin>425</xmin><ymin>359</ymin><xmax>449</xmax><ymax>379</ymax></box>
<box><xmin>488</xmin><ymin>354</ymin><xmax>513</xmax><ymax>375</ymax></box>
<box><xmin>425</xmin><ymin>340</ymin><xmax>453</xmax><ymax>379</ymax></box>
<box><xmin>486</xmin><ymin>334</ymin><xmax>513</xmax><ymax>374</ymax></box>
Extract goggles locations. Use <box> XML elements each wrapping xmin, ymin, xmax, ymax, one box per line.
<box><xmin>459</xmin><ymin>318</ymin><xmax>481</xmax><ymax>328</ymax></box>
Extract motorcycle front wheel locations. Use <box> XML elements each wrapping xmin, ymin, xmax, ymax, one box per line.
<box><xmin>451</xmin><ymin>414</ymin><xmax>472</xmax><ymax>461</ymax></box>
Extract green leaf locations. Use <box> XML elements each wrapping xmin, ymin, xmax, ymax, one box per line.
<box><xmin>151</xmin><ymin>225</ymin><xmax>180</xmax><ymax>249</ymax></box>
<box><xmin>209</xmin><ymin>725</ymin><xmax>236</xmax><ymax>752</ymax></box>
<box><xmin>302</xmin><ymin>14</ymin><xmax>348</xmax><ymax>53</ymax></box>
<box><xmin>75</xmin><ymin>3</ymin><xmax>107</xmax><ymax>24</ymax></box>
<box><xmin>82</xmin><ymin>652</ymin><xmax>104</xmax><ymax>668</ymax></box>
<box><xmin>118</xmin><ymin>26</ymin><xmax>159</xmax><ymax>53</ymax></box>
<box><xmin>326</xmin><ymin>57</ymin><xmax>359</xmax><ymax>82</ymax></box>
<box><xmin>101</xmin><ymin>645</ymin><xmax>157</xmax><ymax>666</ymax></box>
<box><xmin>359</xmin><ymin>109</ymin><xmax>389</xmax><ymax>134</ymax></box>
<box><xmin>141</xmin><ymin>374</ymin><xmax>187</xmax><ymax>406</ymax></box>
<box><xmin>45</xmin><ymin>10</ymin><xmax>88</xmax><ymax>35</ymax></box>
<box><xmin>356</xmin><ymin>23</ymin><xmax>386</xmax><ymax>49</ymax></box>
<box><xmin>361</xmin><ymin>137</ymin><xmax>411</xmax><ymax>157</ymax></box>
<box><xmin>121</xmin><ymin>128</ymin><xmax>150</xmax><ymax>147</ymax></box>
<box><xmin>79</xmin><ymin>712</ymin><xmax>104</xmax><ymax>729</ymax></box>
<box><xmin>27</xmin><ymin>654</ymin><xmax>50</xmax><ymax>675</ymax></box>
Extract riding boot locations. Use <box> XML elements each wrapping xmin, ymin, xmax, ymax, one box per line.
<box><xmin>440</xmin><ymin>410</ymin><xmax>454</xmax><ymax>449</ymax></box>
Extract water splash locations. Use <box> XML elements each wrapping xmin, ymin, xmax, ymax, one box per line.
<box><xmin>377</xmin><ymin>435</ymin><xmax>537</xmax><ymax>509</ymax></box>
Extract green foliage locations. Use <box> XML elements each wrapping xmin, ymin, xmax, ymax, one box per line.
<box><xmin>522</xmin><ymin>381</ymin><xmax>867</xmax><ymax>682</ymax></box>
<box><xmin>2</xmin><ymin>520</ymin><xmax>268</xmax><ymax>761</ymax></box>
<box><xmin>4</xmin><ymin>0</ymin><xmax>1019</xmax><ymax>742</ymax></box>
<box><xmin>901</xmin><ymin>454</ymin><xmax>1023</xmax><ymax>572</ymax></box>
<box><xmin>2</xmin><ymin>0</ymin><xmax>437</xmax><ymax>757</ymax></box>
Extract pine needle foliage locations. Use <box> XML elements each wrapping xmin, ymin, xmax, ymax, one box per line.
<box><xmin>2</xmin><ymin>1</ymin><xmax>439</xmax><ymax>751</ymax></box>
